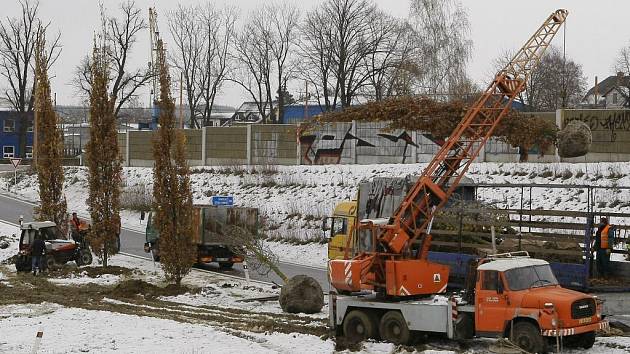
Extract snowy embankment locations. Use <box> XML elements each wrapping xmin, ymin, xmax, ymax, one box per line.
<box><xmin>2</xmin><ymin>162</ymin><xmax>630</xmax><ymax>268</ymax></box>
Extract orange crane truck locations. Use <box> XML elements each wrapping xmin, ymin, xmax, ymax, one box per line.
<box><xmin>327</xmin><ymin>9</ymin><xmax>609</xmax><ymax>353</ymax></box>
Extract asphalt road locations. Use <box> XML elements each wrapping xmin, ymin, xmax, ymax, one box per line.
<box><xmin>0</xmin><ymin>192</ymin><xmax>329</xmax><ymax>290</ymax></box>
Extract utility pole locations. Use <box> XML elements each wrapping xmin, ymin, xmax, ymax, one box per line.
<box><xmin>179</xmin><ymin>71</ymin><xmax>184</xmax><ymax>129</ymax></box>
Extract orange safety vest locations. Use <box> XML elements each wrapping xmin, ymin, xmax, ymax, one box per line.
<box><xmin>601</xmin><ymin>224</ymin><xmax>611</xmax><ymax>249</ymax></box>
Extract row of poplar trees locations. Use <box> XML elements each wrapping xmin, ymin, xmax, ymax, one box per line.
<box><xmin>34</xmin><ymin>28</ymin><xmax>195</xmax><ymax>285</ymax></box>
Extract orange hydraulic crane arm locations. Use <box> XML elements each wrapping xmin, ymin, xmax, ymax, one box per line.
<box><xmin>379</xmin><ymin>9</ymin><xmax>568</xmax><ymax>257</ymax></box>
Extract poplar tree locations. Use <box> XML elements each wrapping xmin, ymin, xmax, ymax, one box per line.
<box><xmin>34</xmin><ymin>31</ymin><xmax>67</xmax><ymax>228</ymax></box>
<box><xmin>85</xmin><ymin>42</ymin><xmax>122</xmax><ymax>267</ymax></box>
<box><xmin>152</xmin><ymin>39</ymin><xmax>195</xmax><ymax>285</ymax></box>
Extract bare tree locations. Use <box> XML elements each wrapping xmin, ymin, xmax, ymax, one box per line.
<box><xmin>168</xmin><ymin>4</ymin><xmax>237</xmax><ymax>128</ymax></box>
<box><xmin>0</xmin><ymin>0</ymin><xmax>61</xmax><ymax>158</ymax></box>
<box><xmin>231</xmin><ymin>3</ymin><xmax>300</xmax><ymax>124</ymax></box>
<box><xmin>73</xmin><ymin>1</ymin><xmax>151</xmax><ymax>119</ymax></box>
<box><xmin>613</xmin><ymin>45</ymin><xmax>630</xmax><ymax>107</ymax></box>
<box><xmin>301</xmin><ymin>0</ymin><xmax>388</xmax><ymax>110</ymax></box>
<box><xmin>409</xmin><ymin>0</ymin><xmax>473</xmax><ymax>98</ymax></box>
<box><xmin>492</xmin><ymin>46</ymin><xmax>586</xmax><ymax>110</ymax></box>
<box><xmin>363</xmin><ymin>16</ymin><xmax>413</xmax><ymax>101</ymax></box>
<box><xmin>198</xmin><ymin>5</ymin><xmax>237</xmax><ymax>127</ymax></box>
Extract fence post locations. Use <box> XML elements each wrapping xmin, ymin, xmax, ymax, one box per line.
<box><xmin>412</xmin><ymin>131</ymin><xmax>419</xmax><ymax>163</ymax></box>
<box><xmin>352</xmin><ymin>120</ymin><xmax>358</xmax><ymax>164</ymax></box>
<box><xmin>201</xmin><ymin>126</ymin><xmax>207</xmax><ymax>166</ymax></box>
<box><xmin>125</xmin><ymin>131</ymin><xmax>130</xmax><ymax>167</ymax></box>
<box><xmin>296</xmin><ymin>125</ymin><xmax>301</xmax><ymax>166</ymax></box>
<box><xmin>246</xmin><ymin>124</ymin><xmax>252</xmax><ymax>166</ymax></box>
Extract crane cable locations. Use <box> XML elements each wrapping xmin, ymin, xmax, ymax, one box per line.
<box><xmin>561</xmin><ymin>18</ymin><xmax>567</xmax><ymax>108</ymax></box>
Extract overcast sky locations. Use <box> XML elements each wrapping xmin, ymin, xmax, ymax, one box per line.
<box><xmin>2</xmin><ymin>0</ymin><xmax>629</xmax><ymax>109</ymax></box>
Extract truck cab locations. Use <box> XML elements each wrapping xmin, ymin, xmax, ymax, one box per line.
<box><xmin>473</xmin><ymin>255</ymin><xmax>606</xmax><ymax>352</ymax></box>
<box><xmin>331</xmin><ymin>253</ymin><xmax>608</xmax><ymax>353</ymax></box>
<box><xmin>324</xmin><ymin>201</ymin><xmax>357</xmax><ymax>260</ymax></box>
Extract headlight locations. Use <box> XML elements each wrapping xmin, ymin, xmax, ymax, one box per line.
<box><xmin>551</xmin><ymin>318</ymin><xmax>557</xmax><ymax>327</ymax></box>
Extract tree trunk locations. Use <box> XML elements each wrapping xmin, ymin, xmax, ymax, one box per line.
<box><xmin>18</xmin><ymin>112</ymin><xmax>28</xmax><ymax>159</ymax></box>
<box><xmin>519</xmin><ymin>147</ymin><xmax>529</xmax><ymax>162</ymax></box>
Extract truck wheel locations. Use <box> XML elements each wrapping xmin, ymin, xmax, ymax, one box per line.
<box><xmin>152</xmin><ymin>253</ymin><xmax>160</xmax><ymax>262</ymax></box>
<box><xmin>379</xmin><ymin>311</ymin><xmax>410</xmax><ymax>345</ymax></box>
<box><xmin>219</xmin><ymin>262</ymin><xmax>234</xmax><ymax>269</ymax></box>
<box><xmin>578</xmin><ymin>331</ymin><xmax>596</xmax><ymax>349</ymax></box>
<box><xmin>512</xmin><ymin>321</ymin><xmax>546</xmax><ymax>354</ymax></box>
<box><xmin>343</xmin><ymin>310</ymin><xmax>376</xmax><ymax>343</ymax></box>
<box><xmin>454</xmin><ymin>313</ymin><xmax>474</xmax><ymax>340</ymax></box>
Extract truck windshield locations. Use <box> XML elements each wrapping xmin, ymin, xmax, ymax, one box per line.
<box><xmin>504</xmin><ymin>265</ymin><xmax>559</xmax><ymax>291</ymax></box>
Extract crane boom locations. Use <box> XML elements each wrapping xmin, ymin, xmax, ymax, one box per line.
<box><xmin>329</xmin><ymin>9</ymin><xmax>568</xmax><ymax>297</ymax></box>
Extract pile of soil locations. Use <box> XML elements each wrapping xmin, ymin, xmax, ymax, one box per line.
<box><xmin>112</xmin><ymin>279</ymin><xmax>195</xmax><ymax>298</ymax></box>
<box><xmin>557</xmin><ymin>120</ymin><xmax>592</xmax><ymax>158</ymax></box>
<box><xmin>52</xmin><ymin>266</ymin><xmax>133</xmax><ymax>278</ymax></box>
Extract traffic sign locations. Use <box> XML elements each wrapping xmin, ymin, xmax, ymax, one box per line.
<box><xmin>9</xmin><ymin>158</ymin><xmax>21</xmax><ymax>168</ymax></box>
<box><xmin>211</xmin><ymin>195</ymin><xmax>234</xmax><ymax>206</ymax></box>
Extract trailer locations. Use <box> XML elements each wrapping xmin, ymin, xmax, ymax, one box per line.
<box><xmin>144</xmin><ymin>205</ymin><xmax>258</xmax><ymax>268</ymax></box>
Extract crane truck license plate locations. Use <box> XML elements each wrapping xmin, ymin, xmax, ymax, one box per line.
<box><xmin>579</xmin><ymin>317</ymin><xmax>592</xmax><ymax>324</ymax></box>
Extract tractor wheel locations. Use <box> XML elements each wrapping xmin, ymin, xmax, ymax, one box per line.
<box><xmin>512</xmin><ymin>321</ymin><xmax>546</xmax><ymax>354</ymax></box>
<box><xmin>76</xmin><ymin>250</ymin><xmax>93</xmax><ymax>266</ymax></box>
<box><xmin>45</xmin><ymin>255</ymin><xmax>58</xmax><ymax>270</ymax></box>
<box><xmin>379</xmin><ymin>311</ymin><xmax>410</xmax><ymax>345</ymax></box>
<box><xmin>219</xmin><ymin>262</ymin><xmax>234</xmax><ymax>269</ymax></box>
<box><xmin>578</xmin><ymin>331</ymin><xmax>596</xmax><ymax>349</ymax></box>
<box><xmin>15</xmin><ymin>256</ymin><xmax>30</xmax><ymax>272</ymax></box>
<box><xmin>343</xmin><ymin>310</ymin><xmax>377</xmax><ymax>343</ymax></box>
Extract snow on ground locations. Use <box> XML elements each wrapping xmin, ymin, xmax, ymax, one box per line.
<box><xmin>3</xmin><ymin>162</ymin><xmax>630</xmax><ymax>267</ymax></box>
<box><xmin>0</xmin><ymin>303</ymin><xmax>334</xmax><ymax>354</ymax></box>
<box><xmin>266</xmin><ymin>240</ymin><xmax>328</xmax><ymax>269</ymax></box>
<box><xmin>47</xmin><ymin>272</ymin><xmax>121</xmax><ymax>286</ymax></box>
<box><xmin>0</xmin><ymin>220</ymin><xmax>19</xmax><ymax>263</ymax></box>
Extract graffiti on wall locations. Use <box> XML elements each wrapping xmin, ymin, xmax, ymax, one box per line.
<box><xmin>564</xmin><ymin>110</ymin><xmax>630</xmax><ymax>143</ymax></box>
<box><xmin>299</xmin><ymin>123</ymin><xmax>419</xmax><ymax>165</ymax></box>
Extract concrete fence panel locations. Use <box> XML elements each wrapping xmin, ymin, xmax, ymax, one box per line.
<box><xmin>204</xmin><ymin>126</ymin><xmax>248</xmax><ymax>165</ymax></box>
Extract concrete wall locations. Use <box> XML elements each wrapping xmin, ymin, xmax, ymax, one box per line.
<box><xmin>204</xmin><ymin>126</ymin><xmax>247</xmax><ymax>165</ymax></box>
<box><xmin>251</xmin><ymin>124</ymin><xmax>298</xmax><ymax>165</ymax></box>
<box><xmin>559</xmin><ymin>109</ymin><xmax>630</xmax><ymax>162</ymax></box>
<box><xmin>182</xmin><ymin>129</ymin><xmax>203</xmax><ymax>165</ymax></box>
<box><xmin>128</xmin><ymin>130</ymin><xmax>154</xmax><ymax>167</ymax></box>
<box><xmin>117</xmin><ymin>110</ymin><xmax>630</xmax><ymax>167</ymax></box>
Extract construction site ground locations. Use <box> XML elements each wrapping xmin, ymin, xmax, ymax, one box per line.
<box><xmin>1</xmin><ymin>225</ymin><xmax>630</xmax><ymax>353</ymax></box>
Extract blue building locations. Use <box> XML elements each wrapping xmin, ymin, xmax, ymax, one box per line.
<box><xmin>282</xmin><ymin>104</ymin><xmax>326</xmax><ymax>124</ymax></box>
<box><xmin>0</xmin><ymin>111</ymin><xmax>34</xmax><ymax>159</ymax></box>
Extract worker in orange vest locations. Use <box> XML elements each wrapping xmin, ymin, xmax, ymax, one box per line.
<box><xmin>593</xmin><ymin>217</ymin><xmax>613</xmax><ymax>279</ymax></box>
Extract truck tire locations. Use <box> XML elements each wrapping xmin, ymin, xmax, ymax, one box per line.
<box><xmin>454</xmin><ymin>313</ymin><xmax>474</xmax><ymax>340</ymax></box>
<box><xmin>343</xmin><ymin>310</ymin><xmax>376</xmax><ymax>343</ymax></box>
<box><xmin>379</xmin><ymin>311</ymin><xmax>410</xmax><ymax>345</ymax></box>
<box><xmin>578</xmin><ymin>331</ymin><xmax>596</xmax><ymax>349</ymax></box>
<box><xmin>512</xmin><ymin>321</ymin><xmax>546</xmax><ymax>354</ymax></box>
<box><xmin>219</xmin><ymin>262</ymin><xmax>234</xmax><ymax>269</ymax></box>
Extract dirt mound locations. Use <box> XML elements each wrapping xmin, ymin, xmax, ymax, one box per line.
<box><xmin>113</xmin><ymin>279</ymin><xmax>194</xmax><ymax>298</ymax></box>
<box><xmin>52</xmin><ymin>266</ymin><xmax>133</xmax><ymax>278</ymax></box>
<box><xmin>279</xmin><ymin>275</ymin><xmax>324</xmax><ymax>314</ymax></box>
<box><xmin>557</xmin><ymin>120</ymin><xmax>592</xmax><ymax>158</ymax></box>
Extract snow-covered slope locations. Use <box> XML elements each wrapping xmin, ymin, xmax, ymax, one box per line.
<box><xmin>2</xmin><ymin>162</ymin><xmax>630</xmax><ymax>265</ymax></box>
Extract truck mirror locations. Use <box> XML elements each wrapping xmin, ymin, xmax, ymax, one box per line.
<box><xmin>140</xmin><ymin>211</ymin><xmax>145</xmax><ymax>221</ymax></box>
<box><xmin>497</xmin><ymin>278</ymin><xmax>504</xmax><ymax>294</ymax></box>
